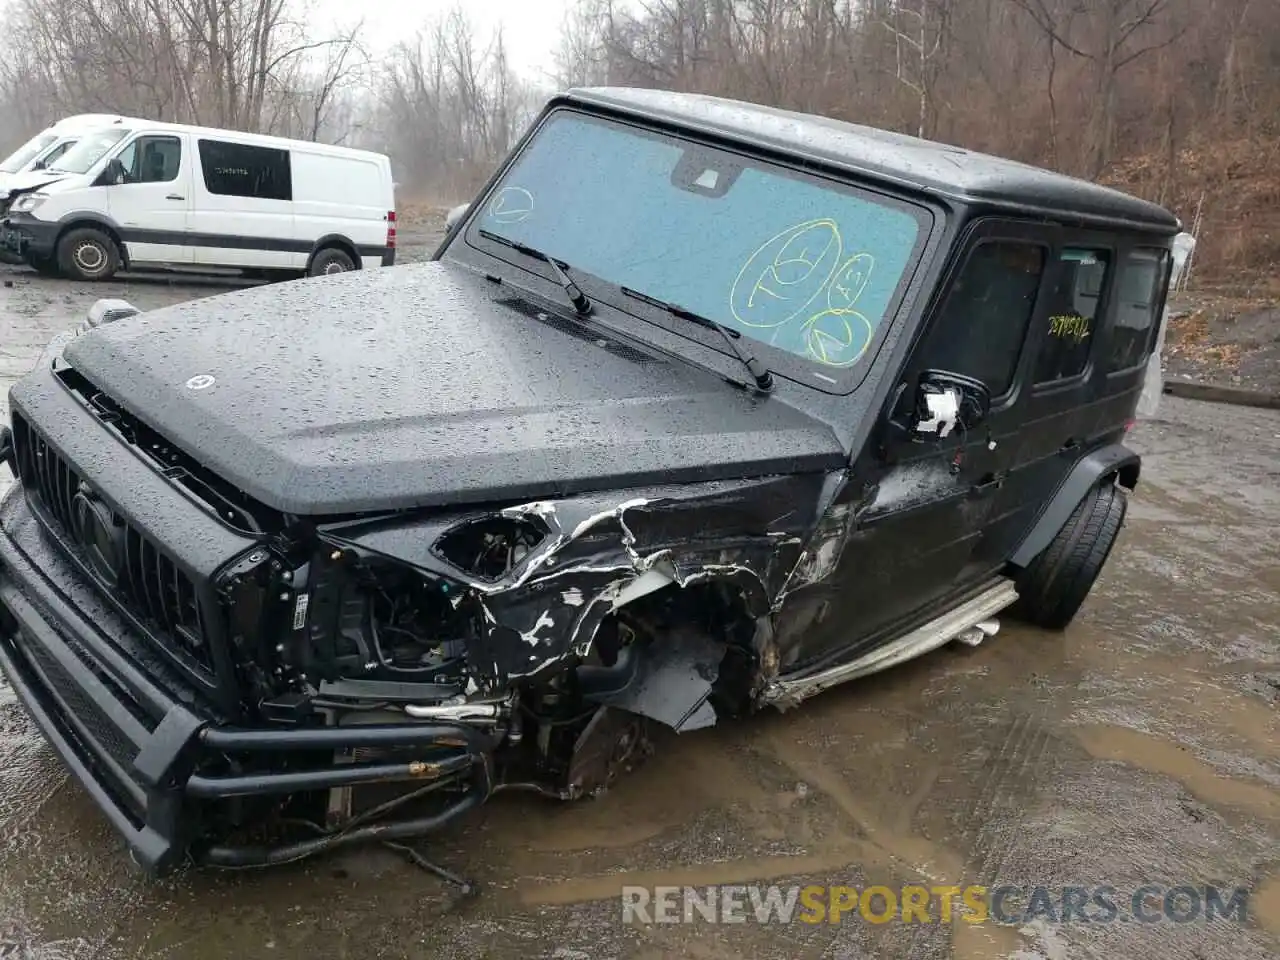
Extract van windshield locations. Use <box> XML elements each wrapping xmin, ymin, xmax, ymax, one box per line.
<box><xmin>49</xmin><ymin>128</ymin><xmax>130</xmax><ymax>174</ymax></box>
<box><xmin>471</xmin><ymin>110</ymin><xmax>930</xmax><ymax>391</ymax></box>
<box><xmin>0</xmin><ymin>132</ymin><xmax>58</xmax><ymax>173</ymax></box>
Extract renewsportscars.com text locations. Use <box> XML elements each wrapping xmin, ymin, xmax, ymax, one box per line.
<box><xmin>621</xmin><ymin>883</ymin><xmax>1251</xmax><ymax>926</ymax></box>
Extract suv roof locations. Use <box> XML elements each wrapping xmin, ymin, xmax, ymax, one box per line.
<box><xmin>562</xmin><ymin>87</ymin><xmax>1180</xmax><ymax>234</ymax></box>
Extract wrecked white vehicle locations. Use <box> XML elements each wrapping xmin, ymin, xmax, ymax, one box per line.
<box><xmin>0</xmin><ymin>88</ymin><xmax>1182</xmax><ymax>876</ymax></box>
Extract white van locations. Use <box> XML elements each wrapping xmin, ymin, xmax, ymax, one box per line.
<box><xmin>0</xmin><ymin>120</ymin><xmax>396</xmax><ymax>281</ymax></box>
<box><xmin>0</xmin><ymin>114</ymin><xmax>136</xmax><ymax>201</ymax></box>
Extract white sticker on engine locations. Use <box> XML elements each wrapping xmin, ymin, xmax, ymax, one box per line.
<box><xmin>292</xmin><ymin>594</ymin><xmax>310</xmax><ymax>631</ymax></box>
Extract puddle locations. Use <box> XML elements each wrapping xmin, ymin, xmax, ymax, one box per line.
<box><xmin>1075</xmin><ymin>725</ymin><xmax>1279</xmax><ymax>820</ymax></box>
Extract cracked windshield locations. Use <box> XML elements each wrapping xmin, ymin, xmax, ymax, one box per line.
<box><xmin>476</xmin><ymin>111</ymin><xmax>928</xmax><ymax>384</ymax></box>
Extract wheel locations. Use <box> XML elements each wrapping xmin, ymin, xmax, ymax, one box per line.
<box><xmin>308</xmin><ymin>247</ymin><xmax>355</xmax><ymax>277</ymax></box>
<box><xmin>56</xmin><ymin>227</ymin><xmax>121</xmax><ymax>281</ymax></box>
<box><xmin>28</xmin><ymin>255</ymin><xmax>60</xmax><ymax>277</ymax></box>
<box><xmin>1014</xmin><ymin>481</ymin><xmax>1128</xmax><ymax>630</ymax></box>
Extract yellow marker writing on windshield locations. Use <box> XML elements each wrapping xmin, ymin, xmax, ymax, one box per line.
<box><xmin>731</xmin><ymin>219</ymin><xmax>843</xmax><ymax>329</ymax></box>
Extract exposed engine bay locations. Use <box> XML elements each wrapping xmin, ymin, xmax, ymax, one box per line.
<box><xmin>241</xmin><ymin>476</ymin><xmax>829</xmax><ymax>837</ymax></box>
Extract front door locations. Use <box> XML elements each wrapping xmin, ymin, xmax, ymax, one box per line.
<box><xmin>107</xmin><ymin>133</ymin><xmax>193</xmax><ymax>265</ymax></box>
<box><xmin>786</xmin><ymin>220</ymin><xmax>1054</xmax><ymax>668</ymax></box>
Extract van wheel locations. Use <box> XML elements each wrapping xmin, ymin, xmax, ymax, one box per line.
<box><xmin>57</xmin><ymin>228</ymin><xmax>120</xmax><ymax>281</ymax></box>
<box><xmin>1014</xmin><ymin>482</ymin><xmax>1127</xmax><ymax>631</ymax></box>
<box><xmin>309</xmin><ymin>247</ymin><xmax>355</xmax><ymax>276</ymax></box>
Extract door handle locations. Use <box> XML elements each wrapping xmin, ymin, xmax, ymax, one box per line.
<box><xmin>165</xmin><ymin>194</ymin><xmax>185</xmax><ymax>201</ymax></box>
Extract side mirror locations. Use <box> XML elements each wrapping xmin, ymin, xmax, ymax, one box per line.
<box><xmin>95</xmin><ymin>158</ymin><xmax>125</xmax><ymax>187</ymax></box>
<box><xmin>83</xmin><ymin>297</ymin><xmax>140</xmax><ymax>330</ymax></box>
<box><xmin>888</xmin><ymin>370</ymin><xmax>992</xmax><ymax>444</ymax></box>
<box><xmin>31</xmin><ymin>159</ymin><xmax>46</xmax><ymax>171</ymax></box>
<box><xmin>445</xmin><ymin>202</ymin><xmax>469</xmax><ymax>232</ymax></box>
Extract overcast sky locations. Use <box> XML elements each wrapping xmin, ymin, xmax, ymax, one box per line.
<box><xmin>312</xmin><ymin>0</ymin><xmax>577</xmax><ymax>82</ymax></box>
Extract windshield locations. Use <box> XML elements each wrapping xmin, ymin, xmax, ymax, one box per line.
<box><xmin>49</xmin><ymin>128</ymin><xmax>130</xmax><ymax>174</ymax></box>
<box><xmin>0</xmin><ymin>132</ymin><xmax>58</xmax><ymax>173</ymax></box>
<box><xmin>470</xmin><ymin>110</ymin><xmax>930</xmax><ymax>389</ymax></box>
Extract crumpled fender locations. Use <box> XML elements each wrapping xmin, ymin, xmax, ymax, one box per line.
<box><xmin>317</xmin><ymin>471</ymin><xmax>850</xmax><ymax>730</ymax></box>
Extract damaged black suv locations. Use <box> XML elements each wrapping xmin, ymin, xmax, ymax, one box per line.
<box><xmin>0</xmin><ymin>88</ymin><xmax>1180</xmax><ymax>874</ymax></box>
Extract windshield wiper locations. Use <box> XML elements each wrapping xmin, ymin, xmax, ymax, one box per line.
<box><xmin>621</xmin><ymin>287</ymin><xmax>773</xmax><ymax>393</ymax></box>
<box><xmin>478</xmin><ymin>229</ymin><xmax>592</xmax><ymax>317</ymax></box>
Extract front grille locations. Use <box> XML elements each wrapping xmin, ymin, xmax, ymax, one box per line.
<box><xmin>12</xmin><ymin>414</ymin><xmax>219</xmax><ymax>676</ymax></box>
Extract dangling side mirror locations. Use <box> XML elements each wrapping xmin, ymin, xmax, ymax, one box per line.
<box><xmin>885</xmin><ymin>370</ymin><xmax>992</xmax><ymax>445</ymax></box>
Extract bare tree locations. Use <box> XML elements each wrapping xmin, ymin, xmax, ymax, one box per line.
<box><xmin>0</xmin><ymin>0</ymin><xmax>369</xmax><ymax>138</ymax></box>
<box><xmin>375</xmin><ymin>6</ymin><xmax>540</xmax><ymax>202</ymax></box>
<box><xmin>876</xmin><ymin>0</ymin><xmax>948</xmax><ymax>138</ymax></box>
<box><xmin>1009</xmin><ymin>0</ymin><xmax>1184</xmax><ymax>175</ymax></box>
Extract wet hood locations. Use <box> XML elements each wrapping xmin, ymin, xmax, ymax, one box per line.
<box><xmin>61</xmin><ymin>260</ymin><xmax>845</xmax><ymax>515</ymax></box>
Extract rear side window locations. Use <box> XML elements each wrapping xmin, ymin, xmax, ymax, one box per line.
<box><xmin>1034</xmin><ymin>248</ymin><xmax>1110</xmax><ymax>383</ymax></box>
<box><xmin>923</xmin><ymin>240</ymin><xmax>1046</xmax><ymax>396</ymax></box>
<box><xmin>198</xmin><ymin>139</ymin><xmax>292</xmax><ymax>201</ymax></box>
<box><xmin>1105</xmin><ymin>248</ymin><xmax>1170</xmax><ymax>372</ymax></box>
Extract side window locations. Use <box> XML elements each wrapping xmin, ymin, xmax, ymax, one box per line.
<box><xmin>1034</xmin><ymin>248</ymin><xmax>1111</xmax><ymax>384</ymax></box>
<box><xmin>117</xmin><ymin>136</ymin><xmax>182</xmax><ymax>184</ymax></box>
<box><xmin>1105</xmin><ymin>248</ymin><xmax>1170</xmax><ymax>372</ymax></box>
<box><xmin>922</xmin><ymin>240</ymin><xmax>1046</xmax><ymax>397</ymax></box>
<box><xmin>198</xmin><ymin>139</ymin><xmax>292</xmax><ymax>201</ymax></box>
<box><xmin>40</xmin><ymin>140</ymin><xmax>75</xmax><ymax>165</ymax></box>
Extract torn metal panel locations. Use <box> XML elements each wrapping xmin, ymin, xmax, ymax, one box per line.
<box><xmin>314</xmin><ymin>472</ymin><xmax>833</xmax><ymax>708</ymax></box>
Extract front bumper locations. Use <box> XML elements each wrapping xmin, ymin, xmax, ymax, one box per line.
<box><xmin>1</xmin><ymin>212</ymin><xmax>56</xmax><ymax>260</ymax></box>
<box><xmin>0</xmin><ymin>488</ymin><xmax>493</xmax><ymax>874</ymax></box>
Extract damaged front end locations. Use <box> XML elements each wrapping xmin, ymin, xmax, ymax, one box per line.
<box><xmin>291</xmin><ymin>473</ymin><xmax>827</xmax><ymax>826</ymax></box>
<box><xmin>0</xmin><ymin>327</ymin><xmax>846</xmax><ymax>876</ymax></box>
<box><xmin>0</xmin><ymin>465</ymin><xmax>830</xmax><ymax>873</ymax></box>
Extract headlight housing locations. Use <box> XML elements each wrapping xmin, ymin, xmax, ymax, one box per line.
<box><xmin>10</xmin><ymin>192</ymin><xmax>47</xmax><ymax>213</ymax></box>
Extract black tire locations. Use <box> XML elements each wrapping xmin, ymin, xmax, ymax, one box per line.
<box><xmin>308</xmin><ymin>246</ymin><xmax>356</xmax><ymax>277</ymax></box>
<box><xmin>56</xmin><ymin>227</ymin><xmax>121</xmax><ymax>281</ymax></box>
<box><xmin>1014</xmin><ymin>481</ymin><xmax>1128</xmax><ymax>630</ymax></box>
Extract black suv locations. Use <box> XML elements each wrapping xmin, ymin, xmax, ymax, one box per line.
<box><xmin>0</xmin><ymin>88</ymin><xmax>1179</xmax><ymax>874</ymax></box>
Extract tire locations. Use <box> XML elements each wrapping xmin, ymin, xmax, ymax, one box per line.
<box><xmin>308</xmin><ymin>246</ymin><xmax>356</xmax><ymax>277</ymax></box>
<box><xmin>1014</xmin><ymin>481</ymin><xmax>1128</xmax><ymax>630</ymax></box>
<box><xmin>56</xmin><ymin>227</ymin><xmax>121</xmax><ymax>281</ymax></box>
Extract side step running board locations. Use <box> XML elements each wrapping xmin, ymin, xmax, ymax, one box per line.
<box><xmin>763</xmin><ymin>579</ymin><xmax>1020</xmax><ymax>709</ymax></box>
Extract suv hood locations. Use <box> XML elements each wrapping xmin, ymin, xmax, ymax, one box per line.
<box><xmin>61</xmin><ymin>261</ymin><xmax>845</xmax><ymax>515</ymax></box>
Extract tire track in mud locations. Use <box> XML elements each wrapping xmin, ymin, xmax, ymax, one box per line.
<box><xmin>737</xmin><ymin>696</ymin><xmax>1048</xmax><ymax>960</ymax></box>
<box><xmin>899</xmin><ymin>706</ymin><xmax>1060</xmax><ymax>959</ymax></box>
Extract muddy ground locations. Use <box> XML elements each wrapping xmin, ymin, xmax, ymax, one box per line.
<box><xmin>0</xmin><ymin>230</ymin><xmax>1277</xmax><ymax>959</ymax></box>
